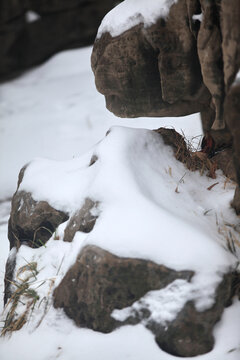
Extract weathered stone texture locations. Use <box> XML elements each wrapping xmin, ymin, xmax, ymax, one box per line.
<box><xmin>8</xmin><ymin>190</ymin><xmax>68</xmax><ymax>249</ymax></box>
<box><xmin>92</xmin><ymin>0</ymin><xmax>211</xmax><ymax>118</ymax></box>
<box><xmin>53</xmin><ymin>245</ymin><xmax>233</xmax><ymax>357</ymax></box>
<box><xmin>53</xmin><ymin>245</ymin><xmax>193</xmax><ymax>332</ymax></box>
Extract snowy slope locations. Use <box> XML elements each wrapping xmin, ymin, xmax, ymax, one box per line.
<box><xmin>0</xmin><ymin>47</ymin><xmax>201</xmax><ymax>200</ymax></box>
<box><xmin>0</xmin><ymin>47</ymin><xmax>239</xmax><ymax>359</ymax></box>
<box><xmin>0</xmin><ymin>46</ymin><xmax>201</xmax><ymax>315</ymax></box>
<box><xmin>1</xmin><ymin>126</ymin><xmax>240</xmax><ymax>360</ymax></box>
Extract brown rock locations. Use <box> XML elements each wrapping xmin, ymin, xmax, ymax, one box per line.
<box><xmin>91</xmin><ymin>0</ymin><xmax>210</xmax><ymax>118</ymax></box>
<box><xmin>224</xmin><ymin>83</ymin><xmax>240</xmax><ymax>186</ymax></box>
<box><xmin>223</xmin><ymin>82</ymin><xmax>240</xmax><ymax>215</ymax></box>
<box><xmin>197</xmin><ymin>0</ymin><xmax>224</xmax><ymax>130</ymax></box>
<box><xmin>8</xmin><ymin>190</ymin><xmax>69</xmax><ymax>249</ymax></box>
<box><xmin>221</xmin><ymin>0</ymin><xmax>240</xmax><ymax>91</ymax></box>
<box><xmin>212</xmin><ymin>148</ymin><xmax>236</xmax><ymax>182</ymax></box>
<box><xmin>92</xmin><ymin>0</ymin><xmax>239</xmax><ymax>132</ymax></box>
<box><xmin>53</xmin><ymin>245</ymin><xmax>193</xmax><ymax>333</ymax></box>
<box><xmin>8</xmin><ymin>165</ymin><xmax>68</xmax><ymax>249</ymax></box>
<box><xmin>153</xmin><ymin>274</ymin><xmax>232</xmax><ymax>357</ymax></box>
<box><xmin>232</xmin><ymin>186</ymin><xmax>240</xmax><ymax>215</ymax></box>
<box><xmin>53</xmin><ymin>245</ymin><xmax>233</xmax><ymax>357</ymax></box>
<box><xmin>64</xmin><ymin>198</ymin><xmax>99</xmax><ymax>242</ymax></box>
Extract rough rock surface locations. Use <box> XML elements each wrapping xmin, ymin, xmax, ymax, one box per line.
<box><xmin>232</xmin><ymin>186</ymin><xmax>240</xmax><ymax>215</ymax></box>
<box><xmin>152</xmin><ymin>273</ymin><xmax>232</xmax><ymax>357</ymax></box>
<box><xmin>53</xmin><ymin>245</ymin><xmax>193</xmax><ymax>333</ymax></box>
<box><xmin>92</xmin><ymin>0</ymin><xmax>210</xmax><ymax>118</ymax></box>
<box><xmin>53</xmin><ymin>245</ymin><xmax>232</xmax><ymax>357</ymax></box>
<box><xmin>63</xmin><ymin>198</ymin><xmax>99</xmax><ymax>242</ymax></box>
<box><xmin>224</xmin><ymin>82</ymin><xmax>240</xmax><ymax>214</ymax></box>
<box><xmin>0</xmin><ymin>0</ymin><xmax>118</xmax><ymax>79</ymax></box>
<box><xmin>92</xmin><ymin>0</ymin><xmax>240</xmax><ymax>128</ymax></box>
<box><xmin>8</xmin><ymin>190</ymin><xmax>68</xmax><ymax>249</ymax></box>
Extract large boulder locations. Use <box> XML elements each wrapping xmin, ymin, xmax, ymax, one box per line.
<box><xmin>53</xmin><ymin>245</ymin><xmax>232</xmax><ymax>357</ymax></box>
<box><xmin>0</xmin><ymin>0</ymin><xmax>118</xmax><ymax>79</ymax></box>
<box><xmin>91</xmin><ymin>0</ymin><xmax>210</xmax><ymax>118</ymax></box>
<box><xmin>92</xmin><ymin>0</ymin><xmax>240</xmax><ymax>129</ymax></box>
<box><xmin>53</xmin><ymin>245</ymin><xmax>193</xmax><ymax>333</ymax></box>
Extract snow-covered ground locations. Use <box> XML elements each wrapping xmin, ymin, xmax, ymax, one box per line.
<box><xmin>0</xmin><ymin>46</ymin><xmax>239</xmax><ymax>359</ymax></box>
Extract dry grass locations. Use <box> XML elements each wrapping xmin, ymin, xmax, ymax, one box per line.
<box><xmin>1</xmin><ymin>258</ymin><xmax>58</xmax><ymax>337</ymax></box>
<box><xmin>1</xmin><ymin>262</ymin><xmax>40</xmax><ymax>336</ymax></box>
<box><xmin>218</xmin><ymin>223</ymin><xmax>240</xmax><ymax>255</ymax></box>
<box><xmin>155</xmin><ymin>128</ymin><xmax>218</xmax><ymax>179</ymax></box>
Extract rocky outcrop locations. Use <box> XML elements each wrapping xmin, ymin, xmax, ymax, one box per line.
<box><xmin>92</xmin><ymin>0</ymin><xmax>240</xmax><ymax>212</ymax></box>
<box><xmin>53</xmin><ymin>245</ymin><xmax>193</xmax><ymax>333</ymax></box>
<box><xmin>53</xmin><ymin>245</ymin><xmax>232</xmax><ymax>357</ymax></box>
<box><xmin>92</xmin><ymin>0</ymin><xmax>211</xmax><ymax>118</ymax></box>
<box><xmin>92</xmin><ymin>0</ymin><xmax>240</xmax><ymax>128</ymax></box>
<box><xmin>0</xmin><ymin>0</ymin><xmax>118</xmax><ymax>79</ymax></box>
<box><xmin>224</xmin><ymin>81</ymin><xmax>240</xmax><ymax>214</ymax></box>
<box><xmin>4</xmin><ymin>127</ymin><xmax>239</xmax><ymax>356</ymax></box>
<box><xmin>7</xmin><ymin>128</ymin><xmax>237</xmax><ymax>253</ymax></box>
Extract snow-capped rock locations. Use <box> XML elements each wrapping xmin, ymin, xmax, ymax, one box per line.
<box><xmin>3</xmin><ymin>127</ymin><xmax>239</xmax><ymax>357</ymax></box>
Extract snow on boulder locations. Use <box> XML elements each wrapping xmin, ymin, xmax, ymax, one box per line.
<box><xmin>3</xmin><ymin>127</ymin><xmax>240</xmax><ymax>357</ymax></box>
<box><xmin>92</xmin><ymin>0</ymin><xmax>210</xmax><ymax>118</ymax></box>
<box><xmin>96</xmin><ymin>0</ymin><xmax>179</xmax><ymax>38</ymax></box>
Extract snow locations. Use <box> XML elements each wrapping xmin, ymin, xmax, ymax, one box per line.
<box><xmin>192</xmin><ymin>13</ymin><xmax>203</xmax><ymax>22</ymax></box>
<box><xmin>97</xmin><ymin>0</ymin><xmax>178</xmax><ymax>38</ymax></box>
<box><xmin>25</xmin><ymin>10</ymin><xmax>41</xmax><ymax>23</ymax></box>
<box><xmin>13</xmin><ymin>125</ymin><xmax>237</xmax><ymax>319</ymax></box>
<box><xmin>0</xmin><ymin>47</ymin><xmax>201</xmax><ymax>200</ymax></box>
<box><xmin>233</xmin><ymin>70</ymin><xmax>240</xmax><ymax>86</ymax></box>
<box><xmin>0</xmin><ymin>46</ymin><xmax>239</xmax><ymax>359</ymax></box>
<box><xmin>18</xmin><ymin>127</ymin><xmax>236</xmax><ymax>276</ymax></box>
<box><xmin>112</xmin><ymin>279</ymin><xmax>204</xmax><ymax>324</ymax></box>
<box><xmin>0</xmin><ymin>299</ymin><xmax>240</xmax><ymax>360</ymax></box>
